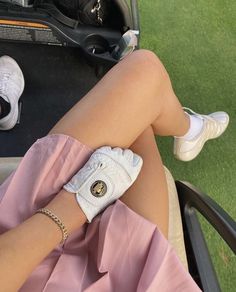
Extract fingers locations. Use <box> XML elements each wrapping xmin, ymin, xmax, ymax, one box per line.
<box><xmin>94</xmin><ymin>146</ymin><xmax>143</xmax><ymax>181</ymax></box>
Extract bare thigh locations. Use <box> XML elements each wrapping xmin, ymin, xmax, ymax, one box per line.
<box><xmin>49</xmin><ymin>50</ymin><xmax>161</xmax><ymax>149</ymax></box>
<box><xmin>49</xmin><ymin>50</ymin><xmax>188</xmax><ymax>149</ymax></box>
<box><xmin>121</xmin><ymin>126</ymin><xmax>169</xmax><ymax>237</ymax></box>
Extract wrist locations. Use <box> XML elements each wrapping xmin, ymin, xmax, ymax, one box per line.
<box><xmin>46</xmin><ymin>189</ymin><xmax>87</xmax><ymax>234</ymax></box>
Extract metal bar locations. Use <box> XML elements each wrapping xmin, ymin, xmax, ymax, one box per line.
<box><xmin>177</xmin><ymin>181</ymin><xmax>236</xmax><ymax>253</ymax></box>
<box><xmin>130</xmin><ymin>0</ymin><xmax>140</xmax><ymax>32</ymax></box>
<box><xmin>176</xmin><ymin>181</ymin><xmax>236</xmax><ymax>292</ymax></box>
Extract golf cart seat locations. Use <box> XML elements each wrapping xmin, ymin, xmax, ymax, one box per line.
<box><xmin>0</xmin><ymin>157</ymin><xmax>189</xmax><ymax>270</ymax></box>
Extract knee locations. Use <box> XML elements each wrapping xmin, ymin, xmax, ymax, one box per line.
<box><xmin>124</xmin><ymin>49</ymin><xmax>169</xmax><ymax>84</ymax></box>
<box><xmin>131</xmin><ymin>49</ymin><xmax>159</xmax><ymax>64</ymax></box>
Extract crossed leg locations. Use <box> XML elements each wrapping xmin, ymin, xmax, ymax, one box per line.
<box><xmin>49</xmin><ymin>49</ymin><xmax>189</xmax><ymax>238</ymax></box>
<box><xmin>123</xmin><ymin>126</ymin><xmax>169</xmax><ymax>237</ymax></box>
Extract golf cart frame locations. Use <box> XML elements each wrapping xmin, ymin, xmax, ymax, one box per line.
<box><xmin>0</xmin><ymin>0</ymin><xmax>141</xmax><ymax>67</ymax></box>
<box><xmin>176</xmin><ymin>181</ymin><xmax>236</xmax><ymax>291</ymax></box>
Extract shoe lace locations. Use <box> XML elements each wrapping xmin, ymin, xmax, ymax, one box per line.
<box><xmin>183</xmin><ymin>106</ymin><xmax>213</xmax><ymax>122</ymax></box>
<box><xmin>183</xmin><ymin>107</ymin><xmax>204</xmax><ymax>118</ymax></box>
<box><xmin>0</xmin><ymin>72</ymin><xmax>10</xmax><ymax>98</ymax></box>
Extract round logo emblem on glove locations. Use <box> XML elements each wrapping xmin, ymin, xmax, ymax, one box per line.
<box><xmin>91</xmin><ymin>180</ymin><xmax>107</xmax><ymax>197</ymax></box>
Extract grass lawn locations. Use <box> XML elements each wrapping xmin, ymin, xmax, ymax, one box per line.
<box><xmin>138</xmin><ymin>0</ymin><xmax>236</xmax><ymax>291</ymax></box>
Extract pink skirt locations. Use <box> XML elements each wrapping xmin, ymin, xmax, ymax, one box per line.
<box><xmin>0</xmin><ymin>134</ymin><xmax>201</xmax><ymax>292</ymax></box>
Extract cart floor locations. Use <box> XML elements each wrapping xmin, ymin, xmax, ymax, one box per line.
<box><xmin>0</xmin><ymin>41</ymin><xmax>103</xmax><ymax>157</ymax></box>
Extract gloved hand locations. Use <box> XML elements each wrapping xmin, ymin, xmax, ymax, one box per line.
<box><xmin>63</xmin><ymin>146</ymin><xmax>143</xmax><ymax>222</ymax></box>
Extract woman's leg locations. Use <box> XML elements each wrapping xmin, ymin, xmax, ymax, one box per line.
<box><xmin>120</xmin><ymin>126</ymin><xmax>169</xmax><ymax>237</ymax></box>
<box><xmin>49</xmin><ymin>49</ymin><xmax>189</xmax><ymax>149</ymax></box>
<box><xmin>49</xmin><ymin>49</ymin><xmax>187</xmax><ymax>237</ymax></box>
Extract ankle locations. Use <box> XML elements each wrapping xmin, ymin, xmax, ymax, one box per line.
<box><xmin>174</xmin><ymin>112</ymin><xmax>191</xmax><ymax>137</ymax></box>
<box><xmin>176</xmin><ymin>112</ymin><xmax>204</xmax><ymax>140</ymax></box>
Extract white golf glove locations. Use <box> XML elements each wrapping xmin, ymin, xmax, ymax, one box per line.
<box><xmin>63</xmin><ymin>146</ymin><xmax>143</xmax><ymax>222</ymax></box>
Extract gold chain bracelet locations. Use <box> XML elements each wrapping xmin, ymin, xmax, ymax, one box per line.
<box><xmin>36</xmin><ymin>208</ymin><xmax>68</xmax><ymax>244</ymax></box>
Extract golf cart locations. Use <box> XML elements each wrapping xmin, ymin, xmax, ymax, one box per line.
<box><xmin>0</xmin><ymin>1</ymin><xmax>235</xmax><ymax>291</ymax></box>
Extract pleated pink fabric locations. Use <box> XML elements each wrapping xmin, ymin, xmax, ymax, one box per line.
<box><xmin>0</xmin><ymin>134</ymin><xmax>201</xmax><ymax>292</ymax></box>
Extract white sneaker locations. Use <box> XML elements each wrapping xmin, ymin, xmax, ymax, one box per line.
<box><xmin>0</xmin><ymin>56</ymin><xmax>25</xmax><ymax>130</ymax></box>
<box><xmin>174</xmin><ymin>108</ymin><xmax>229</xmax><ymax>161</ymax></box>
<box><xmin>64</xmin><ymin>146</ymin><xmax>143</xmax><ymax>222</ymax></box>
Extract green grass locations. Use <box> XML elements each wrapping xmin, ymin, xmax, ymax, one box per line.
<box><xmin>139</xmin><ymin>1</ymin><xmax>236</xmax><ymax>291</ymax></box>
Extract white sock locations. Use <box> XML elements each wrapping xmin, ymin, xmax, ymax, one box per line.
<box><xmin>178</xmin><ymin>113</ymin><xmax>204</xmax><ymax>141</ymax></box>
